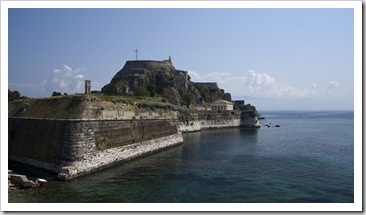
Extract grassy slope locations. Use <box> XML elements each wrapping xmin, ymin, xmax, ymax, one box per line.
<box><xmin>9</xmin><ymin>95</ymin><xmax>177</xmax><ymax>119</ymax></box>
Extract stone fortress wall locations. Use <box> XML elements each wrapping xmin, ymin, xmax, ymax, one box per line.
<box><xmin>8</xmin><ymin>97</ymin><xmax>259</xmax><ymax>180</ymax></box>
<box><xmin>8</xmin><ymin>96</ymin><xmax>183</xmax><ymax>180</ymax></box>
<box><xmin>123</xmin><ymin>60</ymin><xmax>173</xmax><ymax>71</ymax></box>
<box><xmin>9</xmin><ymin>117</ymin><xmax>182</xmax><ymax>180</ymax></box>
<box><xmin>178</xmin><ymin>110</ymin><xmax>260</xmax><ymax>133</ymax></box>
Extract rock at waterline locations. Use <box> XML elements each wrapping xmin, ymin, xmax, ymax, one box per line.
<box><xmin>8</xmin><ymin>174</ymin><xmax>47</xmax><ymax>189</ymax></box>
<box><xmin>263</xmin><ymin>124</ymin><xmax>280</xmax><ymax>128</ymax></box>
<box><xmin>35</xmin><ymin>178</ymin><xmax>48</xmax><ymax>185</ymax></box>
<box><xmin>9</xmin><ymin>174</ymin><xmax>35</xmax><ymax>188</ymax></box>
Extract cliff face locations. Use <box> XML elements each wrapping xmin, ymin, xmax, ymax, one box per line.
<box><xmin>101</xmin><ymin>60</ymin><xmax>231</xmax><ymax>105</ymax></box>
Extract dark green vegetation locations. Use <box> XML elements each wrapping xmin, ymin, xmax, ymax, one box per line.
<box><xmin>101</xmin><ymin>60</ymin><xmax>232</xmax><ymax>106</ymax></box>
<box><xmin>52</xmin><ymin>91</ymin><xmax>68</xmax><ymax>97</ymax></box>
<box><xmin>182</xmin><ymin>92</ymin><xmax>195</xmax><ymax>108</ymax></box>
<box><xmin>8</xmin><ymin>89</ymin><xmax>28</xmax><ymax>102</ymax></box>
<box><xmin>135</xmin><ymin>86</ymin><xmax>150</xmax><ymax>97</ymax></box>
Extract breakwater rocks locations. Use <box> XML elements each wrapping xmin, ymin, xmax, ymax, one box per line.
<box><xmin>8</xmin><ymin>171</ymin><xmax>47</xmax><ymax>189</ymax></box>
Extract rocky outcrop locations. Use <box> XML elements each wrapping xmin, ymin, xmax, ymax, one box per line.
<box><xmin>195</xmin><ymin>82</ymin><xmax>232</xmax><ymax>104</ymax></box>
<box><xmin>101</xmin><ymin>59</ymin><xmax>232</xmax><ymax>105</ymax></box>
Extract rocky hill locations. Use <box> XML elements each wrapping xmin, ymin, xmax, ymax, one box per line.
<box><xmin>101</xmin><ymin>59</ymin><xmax>231</xmax><ymax>106</ymax></box>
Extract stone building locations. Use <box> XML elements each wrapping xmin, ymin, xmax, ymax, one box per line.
<box><xmin>85</xmin><ymin>80</ymin><xmax>91</xmax><ymax>94</ymax></box>
<box><xmin>211</xmin><ymin>100</ymin><xmax>233</xmax><ymax>111</ymax></box>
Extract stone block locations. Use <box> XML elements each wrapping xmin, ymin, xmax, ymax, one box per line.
<box><xmin>9</xmin><ymin>174</ymin><xmax>28</xmax><ymax>185</ymax></box>
<box><xmin>21</xmin><ymin>180</ymin><xmax>35</xmax><ymax>188</ymax></box>
<box><xmin>9</xmin><ymin>174</ymin><xmax>35</xmax><ymax>188</ymax></box>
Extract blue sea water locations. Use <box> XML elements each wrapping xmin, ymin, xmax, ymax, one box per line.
<box><xmin>8</xmin><ymin>111</ymin><xmax>354</xmax><ymax>203</ymax></box>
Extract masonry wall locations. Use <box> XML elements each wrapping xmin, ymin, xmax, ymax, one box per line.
<box><xmin>178</xmin><ymin>110</ymin><xmax>260</xmax><ymax>133</ymax></box>
<box><xmin>8</xmin><ymin>117</ymin><xmax>182</xmax><ymax>179</ymax></box>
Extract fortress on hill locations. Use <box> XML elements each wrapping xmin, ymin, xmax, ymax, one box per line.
<box><xmin>101</xmin><ymin>57</ymin><xmax>232</xmax><ymax>106</ymax></box>
<box><xmin>8</xmin><ymin>57</ymin><xmax>260</xmax><ymax>180</ymax></box>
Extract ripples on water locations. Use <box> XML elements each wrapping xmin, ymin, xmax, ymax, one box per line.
<box><xmin>9</xmin><ymin>111</ymin><xmax>354</xmax><ymax>203</ymax></box>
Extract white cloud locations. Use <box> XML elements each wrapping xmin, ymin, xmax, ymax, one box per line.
<box><xmin>188</xmin><ymin>69</ymin><xmax>348</xmax><ymax>99</ymax></box>
<box><xmin>188</xmin><ymin>70</ymin><xmax>245</xmax><ymax>95</ymax></box>
<box><xmin>247</xmin><ymin>70</ymin><xmax>275</xmax><ymax>86</ymax></box>
<box><xmin>63</xmin><ymin>64</ymin><xmax>72</xmax><ymax>72</ymax></box>
<box><xmin>10</xmin><ymin>64</ymin><xmax>88</xmax><ymax>97</ymax></box>
<box><xmin>58</xmin><ymin>79</ymin><xmax>67</xmax><ymax>88</ymax></box>
<box><xmin>46</xmin><ymin>64</ymin><xmax>86</xmax><ymax>94</ymax></box>
<box><xmin>74</xmin><ymin>74</ymin><xmax>84</xmax><ymax>79</ymax></box>
<box><xmin>188</xmin><ymin>70</ymin><xmax>231</xmax><ymax>84</ymax></box>
<box><xmin>239</xmin><ymin>70</ymin><xmax>319</xmax><ymax>98</ymax></box>
<box><xmin>327</xmin><ymin>80</ymin><xmax>346</xmax><ymax>97</ymax></box>
<box><xmin>188</xmin><ymin>70</ymin><xmax>201</xmax><ymax>80</ymax></box>
<box><xmin>330</xmin><ymin>80</ymin><xmax>340</xmax><ymax>87</ymax></box>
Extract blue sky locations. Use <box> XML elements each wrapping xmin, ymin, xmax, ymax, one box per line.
<box><xmin>8</xmin><ymin>7</ymin><xmax>355</xmax><ymax>110</ymax></box>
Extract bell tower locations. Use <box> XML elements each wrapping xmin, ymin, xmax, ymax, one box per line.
<box><xmin>85</xmin><ymin>80</ymin><xmax>91</xmax><ymax>94</ymax></box>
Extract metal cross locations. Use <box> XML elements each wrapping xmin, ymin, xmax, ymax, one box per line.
<box><xmin>134</xmin><ymin>48</ymin><xmax>139</xmax><ymax>60</ymax></box>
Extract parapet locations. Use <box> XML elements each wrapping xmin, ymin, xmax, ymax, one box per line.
<box><xmin>123</xmin><ymin>59</ymin><xmax>174</xmax><ymax>71</ymax></box>
<box><xmin>194</xmin><ymin>82</ymin><xmax>219</xmax><ymax>90</ymax></box>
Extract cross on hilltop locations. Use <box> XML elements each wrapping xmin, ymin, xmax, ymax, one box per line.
<box><xmin>134</xmin><ymin>48</ymin><xmax>139</xmax><ymax>60</ymax></box>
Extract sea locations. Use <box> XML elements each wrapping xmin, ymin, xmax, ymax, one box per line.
<box><xmin>8</xmin><ymin>110</ymin><xmax>354</xmax><ymax>203</ymax></box>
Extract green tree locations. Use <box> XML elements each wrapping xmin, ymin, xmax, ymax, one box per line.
<box><xmin>147</xmin><ymin>85</ymin><xmax>156</xmax><ymax>97</ymax></box>
<box><xmin>135</xmin><ymin>86</ymin><xmax>150</xmax><ymax>97</ymax></box>
<box><xmin>52</xmin><ymin>91</ymin><xmax>62</xmax><ymax>97</ymax></box>
<box><xmin>182</xmin><ymin>92</ymin><xmax>195</xmax><ymax>108</ymax></box>
<box><xmin>8</xmin><ymin>89</ymin><xmax>21</xmax><ymax>101</ymax></box>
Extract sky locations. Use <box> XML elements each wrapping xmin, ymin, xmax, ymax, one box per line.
<box><xmin>7</xmin><ymin>6</ymin><xmax>355</xmax><ymax>111</ymax></box>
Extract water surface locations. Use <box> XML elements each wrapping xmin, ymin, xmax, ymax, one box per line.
<box><xmin>9</xmin><ymin>111</ymin><xmax>354</xmax><ymax>203</ymax></box>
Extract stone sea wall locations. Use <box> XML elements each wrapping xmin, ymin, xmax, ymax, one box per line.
<box><xmin>58</xmin><ymin>133</ymin><xmax>183</xmax><ymax>180</ymax></box>
<box><xmin>8</xmin><ymin>96</ymin><xmax>259</xmax><ymax>180</ymax></box>
<box><xmin>178</xmin><ymin>110</ymin><xmax>260</xmax><ymax>133</ymax></box>
<box><xmin>9</xmin><ymin>117</ymin><xmax>182</xmax><ymax>180</ymax></box>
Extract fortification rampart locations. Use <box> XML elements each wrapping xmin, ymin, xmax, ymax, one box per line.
<box><xmin>194</xmin><ymin>82</ymin><xmax>219</xmax><ymax>90</ymax></box>
<box><xmin>8</xmin><ymin>96</ymin><xmax>259</xmax><ymax>180</ymax></box>
<box><xmin>9</xmin><ymin>117</ymin><xmax>182</xmax><ymax>180</ymax></box>
<box><xmin>178</xmin><ymin>110</ymin><xmax>260</xmax><ymax>133</ymax></box>
<box><xmin>8</xmin><ymin>96</ymin><xmax>183</xmax><ymax>180</ymax></box>
<box><xmin>123</xmin><ymin>60</ymin><xmax>174</xmax><ymax>71</ymax></box>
